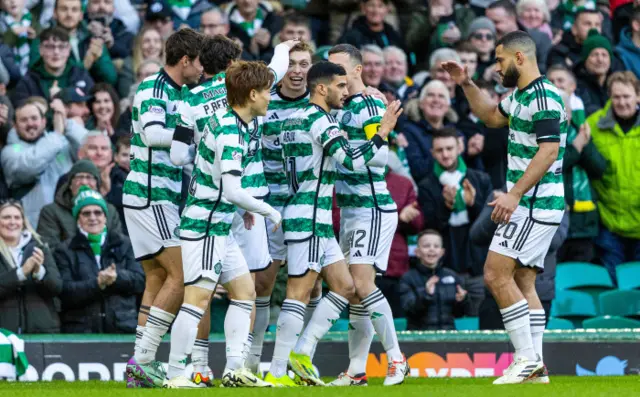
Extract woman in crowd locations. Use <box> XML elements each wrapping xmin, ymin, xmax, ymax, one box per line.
<box><xmin>516</xmin><ymin>0</ymin><xmax>554</xmax><ymax>41</ymax></box>
<box><xmin>117</xmin><ymin>26</ymin><xmax>165</xmax><ymax>98</ymax></box>
<box><xmin>0</xmin><ymin>199</ymin><xmax>62</xmax><ymax>334</ymax></box>
<box><xmin>87</xmin><ymin>83</ymin><xmax>121</xmax><ymax>144</ymax></box>
<box><xmin>55</xmin><ymin>187</ymin><xmax>144</xmax><ymax>333</ymax></box>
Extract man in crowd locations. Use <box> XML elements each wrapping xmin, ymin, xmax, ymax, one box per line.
<box><xmin>548</xmin><ymin>9</ymin><xmax>604</xmax><ymax>70</ymax></box>
<box><xmin>380</xmin><ymin>46</ymin><xmax>419</xmax><ymax>103</ymax></box>
<box><xmin>86</xmin><ymin>0</ymin><xmax>135</xmax><ymax>62</ymax></box>
<box><xmin>1</xmin><ymin>99</ymin><xmax>86</xmax><ymax>227</ymax></box>
<box><xmin>615</xmin><ymin>6</ymin><xmax>640</xmax><ymax>78</ymax></box>
<box><xmin>575</xmin><ymin>29</ymin><xmax>617</xmax><ymax>116</ymax></box>
<box><xmin>145</xmin><ymin>0</ymin><xmax>175</xmax><ymax>40</ymax></box>
<box><xmin>466</xmin><ymin>17</ymin><xmax>497</xmax><ymax>80</ymax></box>
<box><xmin>361</xmin><ymin>44</ymin><xmax>385</xmax><ymax>89</ymax></box>
<box><xmin>224</xmin><ymin>0</ymin><xmax>283</xmax><ymax>59</ymax></box>
<box><xmin>13</xmin><ymin>27</ymin><xmax>94</xmax><ymax>105</ymax></box>
<box><xmin>338</xmin><ymin>0</ymin><xmax>405</xmax><ymax>52</ymax></box>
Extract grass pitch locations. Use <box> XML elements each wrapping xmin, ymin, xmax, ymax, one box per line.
<box><xmin>1</xmin><ymin>376</ymin><xmax>636</xmax><ymax>397</ymax></box>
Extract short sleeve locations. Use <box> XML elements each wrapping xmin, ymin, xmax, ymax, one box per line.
<box><xmin>216</xmin><ymin>124</ymin><xmax>244</xmax><ymax>175</ymax></box>
<box><xmin>361</xmin><ymin>97</ymin><xmax>385</xmax><ymax>140</ymax></box>
<box><xmin>313</xmin><ymin>115</ymin><xmax>342</xmax><ymax>148</ymax></box>
<box><xmin>532</xmin><ymin>90</ymin><xmax>565</xmax><ymax>143</ymax></box>
<box><xmin>498</xmin><ymin>93</ymin><xmax>512</xmax><ymax>118</ymax></box>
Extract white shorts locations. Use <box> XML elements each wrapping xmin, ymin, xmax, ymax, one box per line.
<box><xmin>266</xmin><ymin>205</ymin><xmax>286</xmax><ymax>261</ymax></box>
<box><xmin>182</xmin><ymin>232</ymin><xmax>249</xmax><ymax>290</ymax></box>
<box><xmin>286</xmin><ymin>236</ymin><xmax>345</xmax><ymax>277</ymax></box>
<box><xmin>489</xmin><ymin>207</ymin><xmax>558</xmax><ymax>271</ymax></box>
<box><xmin>124</xmin><ymin>205</ymin><xmax>181</xmax><ymax>261</ymax></box>
<box><xmin>339</xmin><ymin>208</ymin><xmax>398</xmax><ymax>273</ymax></box>
<box><xmin>232</xmin><ymin>211</ymin><xmax>272</xmax><ymax>272</ymax></box>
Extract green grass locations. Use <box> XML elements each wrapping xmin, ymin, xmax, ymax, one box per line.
<box><xmin>0</xmin><ymin>377</ymin><xmax>636</xmax><ymax>397</ymax></box>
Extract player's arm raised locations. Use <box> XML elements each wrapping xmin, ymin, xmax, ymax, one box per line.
<box><xmin>323</xmin><ymin>100</ymin><xmax>403</xmax><ymax>171</ymax></box>
<box><xmin>441</xmin><ymin>61</ymin><xmax>508</xmax><ymax>128</ymax></box>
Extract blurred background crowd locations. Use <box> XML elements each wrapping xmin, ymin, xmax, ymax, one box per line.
<box><xmin>1</xmin><ymin>0</ymin><xmax>640</xmax><ymax>335</ymax></box>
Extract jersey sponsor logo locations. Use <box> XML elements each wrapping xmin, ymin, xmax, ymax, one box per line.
<box><xmin>149</xmin><ymin>105</ymin><xmax>164</xmax><ymax>114</ymax></box>
<box><xmin>203</xmin><ymin>88</ymin><xmax>226</xmax><ymax>100</ymax></box>
<box><xmin>341</xmin><ymin>111</ymin><xmax>352</xmax><ymax>124</ymax></box>
<box><xmin>283</xmin><ymin>131</ymin><xmax>296</xmax><ymax>143</ymax></box>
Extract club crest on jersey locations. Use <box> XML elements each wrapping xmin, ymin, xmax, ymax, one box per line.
<box><xmin>514</xmin><ymin>104</ymin><xmax>522</xmax><ymax>117</ymax></box>
<box><xmin>247</xmin><ymin>137</ymin><xmax>259</xmax><ymax>158</ymax></box>
<box><xmin>341</xmin><ymin>111</ymin><xmax>352</xmax><ymax>124</ymax></box>
<box><xmin>232</xmin><ymin>151</ymin><xmax>242</xmax><ymax>161</ymax></box>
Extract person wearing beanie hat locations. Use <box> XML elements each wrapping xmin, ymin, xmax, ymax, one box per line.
<box><xmin>466</xmin><ymin>17</ymin><xmax>497</xmax><ymax>40</ymax></box>
<box><xmin>581</xmin><ymin>28</ymin><xmax>613</xmax><ymax>62</ymax></box>
<box><xmin>575</xmin><ymin>28</ymin><xmax>616</xmax><ymax>116</ymax></box>
<box><xmin>72</xmin><ymin>185</ymin><xmax>109</xmax><ymax>260</ymax></box>
<box><xmin>72</xmin><ymin>185</ymin><xmax>109</xmax><ymax>220</ymax></box>
<box><xmin>468</xmin><ymin>17</ymin><xmax>497</xmax><ymax>79</ymax></box>
<box><xmin>37</xmin><ymin>159</ymin><xmax>123</xmax><ymax>250</ymax></box>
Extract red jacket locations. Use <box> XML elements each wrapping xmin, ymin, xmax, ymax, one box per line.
<box><xmin>331</xmin><ymin>172</ymin><xmax>424</xmax><ymax>278</ymax></box>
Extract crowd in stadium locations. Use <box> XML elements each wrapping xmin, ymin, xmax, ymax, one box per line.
<box><xmin>0</xmin><ymin>0</ymin><xmax>639</xmax><ymax>336</ymax></box>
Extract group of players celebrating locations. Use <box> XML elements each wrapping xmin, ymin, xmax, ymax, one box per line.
<box><xmin>122</xmin><ymin>28</ymin><xmax>407</xmax><ymax>389</ymax></box>
<box><xmin>122</xmin><ymin>25</ymin><xmax>566</xmax><ymax>388</ymax></box>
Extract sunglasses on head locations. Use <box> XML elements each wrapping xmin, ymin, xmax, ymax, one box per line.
<box><xmin>0</xmin><ymin>198</ymin><xmax>22</xmax><ymax>208</ymax></box>
<box><xmin>471</xmin><ymin>33</ymin><xmax>495</xmax><ymax>41</ymax></box>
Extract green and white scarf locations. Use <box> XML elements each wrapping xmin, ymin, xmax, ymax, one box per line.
<box><xmin>228</xmin><ymin>3</ymin><xmax>265</xmax><ymax>37</ymax></box>
<box><xmin>0</xmin><ymin>329</ymin><xmax>28</xmax><ymax>380</ymax></box>
<box><xmin>2</xmin><ymin>11</ymin><xmax>33</xmax><ymax>75</ymax></box>
<box><xmin>560</xmin><ymin>0</ymin><xmax>597</xmax><ymax>31</ymax></box>
<box><xmin>79</xmin><ymin>227</ymin><xmax>107</xmax><ymax>266</ymax></box>
<box><xmin>434</xmin><ymin>156</ymin><xmax>469</xmax><ymax>226</ymax></box>
<box><xmin>168</xmin><ymin>0</ymin><xmax>197</xmax><ymax>22</ymax></box>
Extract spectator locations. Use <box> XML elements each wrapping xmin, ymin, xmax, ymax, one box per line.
<box><xmin>87</xmin><ymin>83</ymin><xmax>120</xmax><ymax>143</ymax></box>
<box><xmin>399</xmin><ymin>229</ymin><xmax>467</xmax><ymax>330</ymax></box>
<box><xmin>1</xmin><ymin>100</ymin><xmax>85</xmax><ymax>227</ymax></box>
<box><xmin>117</xmin><ymin>59</ymin><xmax>162</xmax><ymax>124</ymax></box>
<box><xmin>552</xmin><ymin>0</ymin><xmax>611</xmax><ymax>37</ymax></box>
<box><xmin>200</xmin><ymin>7</ymin><xmax>230</xmax><ymax>37</ymax></box>
<box><xmin>406</xmin><ymin>0</ymin><xmax>476</xmax><ymax>71</ymax></box>
<box><xmin>516</xmin><ymin>0</ymin><xmax>554</xmax><ymax>41</ymax></box>
<box><xmin>418</xmin><ymin>127</ymin><xmax>491</xmax><ymax>315</ymax></box>
<box><xmin>145</xmin><ymin>0</ymin><xmax>174</xmax><ymax>40</ymax></box>
<box><xmin>556</xmin><ymin>88</ymin><xmax>606</xmax><ymax>263</ymax></box>
<box><xmin>55</xmin><ymin>186</ymin><xmax>144</xmax><ymax>333</ymax></box>
<box><xmin>0</xmin><ymin>199</ymin><xmax>62</xmax><ymax>334</ymax></box>
<box><xmin>118</xmin><ymin>25</ymin><xmax>164</xmax><ymax>98</ymax></box>
<box><xmin>0</xmin><ymin>0</ymin><xmax>40</xmax><ymax>75</ymax></box>
<box><xmin>37</xmin><ymin>159</ymin><xmax>122</xmax><ymax>250</ymax></box>
<box><xmin>615</xmin><ymin>7</ymin><xmax>640</xmax><ymax>78</ymax></box>
<box><xmin>0</xmin><ymin>43</ymin><xmax>22</xmax><ymax>87</ymax></box>
<box><xmin>548</xmin><ymin>65</ymin><xmax>587</xmax><ymax>125</ymax></box>
<box><xmin>262</xmin><ymin>13</ymin><xmax>315</xmax><ymax>61</ymax></box>
<box><xmin>376</xmin><ymin>171</ymin><xmax>424</xmax><ymax>316</ymax></box>
<box><xmin>338</xmin><ymin>0</ymin><xmax>405</xmax><ymax>53</ymax></box>
<box><xmin>455</xmin><ymin>41</ymin><xmax>479</xmax><ymax>81</ymax></box>
<box><xmin>54</xmin><ymin>86</ymin><xmax>92</xmax><ymax>127</ymax></box>
<box><xmin>485</xmin><ymin>0</ymin><xmax>551</xmax><ymax>72</ymax></box>
<box><xmin>575</xmin><ymin>29</ymin><xmax>615</xmax><ymax>116</ymax></box>
<box><xmin>612</xmin><ymin>0</ymin><xmax>640</xmax><ymax>45</ymax></box>
<box><xmin>361</xmin><ymin>44</ymin><xmax>385</xmax><ymax>88</ymax></box>
<box><xmin>77</xmin><ymin>131</ymin><xmax>115</xmax><ymax>197</ymax></box>
<box><xmin>168</xmin><ymin>0</ymin><xmax>213</xmax><ymax>29</ymax></box>
<box><xmin>465</xmin><ymin>17</ymin><xmax>496</xmax><ymax>81</ymax></box>
<box><xmin>13</xmin><ymin>26</ymin><xmax>94</xmax><ymax>105</ymax></box>
<box><xmin>0</xmin><ymin>93</ymin><xmax>13</xmax><ymax>145</ymax></box>
<box><xmin>547</xmin><ymin>9</ymin><xmax>603</xmax><ymax>70</ymax></box>
<box><xmin>380</xmin><ymin>46</ymin><xmax>419</xmax><ymax>103</ymax></box>
<box><xmin>224</xmin><ymin>0</ymin><xmax>283</xmax><ymax>59</ymax></box>
<box><xmin>588</xmin><ymin>71</ymin><xmax>640</xmax><ymax>285</ymax></box>
<box><xmin>86</xmin><ymin>0</ymin><xmax>135</xmax><ymax>62</ymax></box>
<box><xmin>106</xmin><ymin>136</ymin><xmax>130</xmax><ymax>233</ymax></box>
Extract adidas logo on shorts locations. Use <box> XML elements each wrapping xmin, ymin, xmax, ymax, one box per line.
<box><xmin>499</xmin><ymin>240</ymin><xmax>509</xmax><ymax>248</ymax></box>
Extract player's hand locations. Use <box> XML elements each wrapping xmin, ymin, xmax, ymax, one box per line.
<box><xmin>363</xmin><ymin>86</ymin><xmax>388</xmax><ymax>105</ymax></box>
<box><xmin>271</xmin><ymin>220</ymin><xmax>282</xmax><ymax>233</ymax></box>
<box><xmin>280</xmin><ymin>38</ymin><xmax>301</xmax><ymax>49</ymax></box>
<box><xmin>426</xmin><ymin>275</ymin><xmax>439</xmax><ymax>295</ymax></box>
<box><xmin>268</xmin><ymin>210</ymin><xmax>282</xmax><ymax>232</ymax></box>
<box><xmin>462</xmin><ymin>179</ymin><xmax>476</xmax><ymax>207</ymax></box>
<box><xmin>399</xmin><ymin>201</ymin><xmax>420</xmax><ymax>223</ymax></box>
<box><xmin>489</xmin><ymin>191</ymin><xmax>520</xmax><ymax>224</ymax></box>
<box><xmin>441</xmin><ymin>61</ymin><xmax>470</xmax><ymax>85</ymax></box>
<box><xmin>455</xmin><ymin>285</ymin><xmax>467</xmax><ymax>302</ymax></box>
<box><xmin>378</xmin><ymin>100</ymin><xmax>403</xmax><ymax>139</ymax></box>
<box><xmin>243</xmin><ymin>211</ymin><xmax>255</xmax><ymax>230</ymax></box>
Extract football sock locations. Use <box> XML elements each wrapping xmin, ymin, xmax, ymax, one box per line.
<box><xmin>501</xmin><ymin>300</ymin><xmax>536</xmax><ymax>361</ymax></box>
<box><xmin>269</xmin><ymin>299</ymin><xmax>306</xmax><ymax>378</ymax></box>
<box><xmin>167</xmin><ymin>304</ymin><xmax>203</xmax><ymax>379</ymax></box>
<box><xmin>362</xmin><ymin>289</ymin><xmax>402</xmax><ymax>362</ymax></box>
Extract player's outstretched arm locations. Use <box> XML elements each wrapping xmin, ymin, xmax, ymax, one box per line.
<box><xmin>441</xmin><ymin>61</ymin><xmax>508</xmax><ymax>128</ymax></box>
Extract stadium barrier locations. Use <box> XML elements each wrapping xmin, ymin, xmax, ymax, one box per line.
<box><xmin>18</xmin><ymin>329</ymin><xmax>640</xmax><ymax>381</ymax></box>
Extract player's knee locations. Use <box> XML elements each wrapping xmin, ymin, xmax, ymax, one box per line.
<box><xmin>334</xmin><ymin>281</ymin><xmax>356</xmax><ymax>301</ymax></box>
<box><xmin>483</xmin><ymin>267</ymin><xmax>504</xmax><ymax>291</ymax></box>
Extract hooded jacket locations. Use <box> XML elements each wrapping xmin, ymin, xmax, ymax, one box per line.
<box><xmin>0</xmin><ymin>122</ymin><xmax>86</xmax><ymax>227</ymax></box>
<box><xmin>338</xmin><ymin>15</ymin><xmax>406</xmax><ymax>53</ymax></box>
<box><xmin>615</xmin><ymin>27</ymin><xmax>640</xmax><ymax>79</ymax></box>
<box><xmin>37</xmin><ymin>176</ymin><xmax>123</xmax><ymax>252</ymax></box>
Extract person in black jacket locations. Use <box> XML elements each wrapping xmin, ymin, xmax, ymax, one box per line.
<box><xmin>418</xmin><ymin>127</ymin><xmax>492</xmax><ymax>315</ymax></box>
<box><xmin>338</xmin><ymin>0</ymin><xmax>405</xmax><ymax>52</ymax></box>
<box><xmin>55</xmin><ymin>186</ymin><xmax>144</xmax><ymax>333</ymax></box>
<box><xmin>547</xmin><ymin>9</ymin><xmax>603</xmax><ymax>70</ymax></box>
<box><xmin>0</xmin><ymin>199</ymin><xmax>62</xmax><ymax>334</ymax></box>
<box><xmin>86</xmin><ymin>0</ymin><xmax>135</xmax><ymax>61</ymax></box>
<box><xmin>399</xmin><ymin>229</ymin><xmax>467</xmax><ymax>330</ymax></box>
<box><xmin>224</xmin><ymin>0</ymin><xmax>283</xmax><ymax>60</ymax></box>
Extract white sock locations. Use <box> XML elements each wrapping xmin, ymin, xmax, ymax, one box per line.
<box><xmin>362</xmin><ymin>289</ymin><xmax>402</xmax><ymax>362</ymax></box>
<box><xmin>192</xmin><ymin>339</ymin><xmax>209</xmax><ymax>375</ymax></box>
<box><xmin>136</xmin><ymin>306</ymin><xmax>175</xmax><ymax>364</ymax></box>
<box><xmin>304</xmin><ymin>295</ymin><xmax>321</xmax><ymax>327</ymax></box>
<box><xmin>167</xmin><ymin>304</ymin><xmax>204</xmax><ymax>379</ymax></box>
<box><xmin>295</xmin><ymin>292</ymin><xmax>348</xmax><ymax>357</ymax></box>
<box><xmin>242</xmin><ymin>333</ymin><xmax>254</xmax><ymax>365</ymax></box>
<box><xmin>269</xmin><ymin>299</ymin><xmax>306</xmax><ymax>378</ymax></box>
<box><xmin>134</xmin><ymin>325</ymin><xmax>146</xmax><ymax>353</ymax></box>
<box><xmin>530</xmin><ymin>309</ymin><xmax>546</xmax><ymax>362</ymax></box>
<box><xmin>248</xmin><ymin>296</ymin><xmax>270</xmax><ymax>372</ymax></box>
<box><xmin>347</xmin><ymin>304</ymin><xmax>374</xmax><ymax>376</ymax></box>
<box><xmin>500</xmin><ymin>300</ymin><xmax>536</xmax><ymax>361</ymax></box>
<box><xmin>224</xmin><ymin>299</ymin><xmax>253</xmax><ymax>371</ymax></box>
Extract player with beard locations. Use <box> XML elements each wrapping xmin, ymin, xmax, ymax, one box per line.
<box><xmin>442</xmin><ymin>31</ymin><xmax>566</xmax><ymax>385</ymax></box>
<box><xmin>263</xmin><ymin>61</ymin><xmax>402</xmax><ymax>387</ymax></box>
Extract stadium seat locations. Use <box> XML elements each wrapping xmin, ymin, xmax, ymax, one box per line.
<box><xmin>551</xmin><ymin>290</ymin><xmax>598</xmax><ymax>327</ymax></box>
<box><xmin>454</xmin><ymin>317</ymin><xmax>479</xmax><ymax>331</ymax></box>
<box><xmin>546</xmin><ymin>317</ymin><xmax>574</xmax><ymax>330</ymax></box>
<box><xmin>556</xmin><ymin>262</ymin><xmax>615</xmax><ymax>291</ymax></box>
<box><xmin>330</xmin><ymin>318</ymin><xmax>350</xmax><ymax>332</ymax></box>
<box><xmin>598</xmin><ymin>290</ymin><xmax>640</xmax><ymax>317</ymax></box>
<box><xmin>616</xmin><ymin>262</ymin><xmax>640</xmax><ymax>290</ymax></box>
<box><xmin>583</xmin><ymin>315</ymin><xmax>640</xmax><ymax>329</ymax></box>
<box><xmin>394</xmin><ymin>318</ymin><xmax>407</xmax><ymax>331</ymax></box>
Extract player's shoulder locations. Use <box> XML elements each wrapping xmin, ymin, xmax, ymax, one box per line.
<box><xmin>528</xmin><ymin>77</ymin><xmax>564</xmax><ymax>107</ymax></box>
<box><xmin>310</xmin><ymin>105</ymin><xmax>339</xmax><ymax>128</ymax></box>
<box><xmin>347</xmin><ymin>93</ymin><xmax>385</xmax><ymax>117</ymax></box>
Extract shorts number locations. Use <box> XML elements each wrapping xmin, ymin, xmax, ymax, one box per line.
<box><xmin>495</xmin><ymin>222</ymin><xmax>518</xmax><ymax>240</ymax></box>
<box><xmin>351</xmin><ymin>230</ymin><xmax>366</xmax><ymax>248</ymax></box>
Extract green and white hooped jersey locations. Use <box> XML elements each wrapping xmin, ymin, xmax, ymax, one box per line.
<box><xmin>177</xmin><ymin>72</ymin><xmax>228</xmax><ymax>146</ymax></box>
<box><xmin>180</xmin><ymin>109</ymin><xmax>252</xmax><ymax>240</ymax></box>
<box><xmin>281</xmin><ymin>104</ymin><xmax>383</xmax><ymax>243</ymax></box>
<box><xmin>262</xmin><ymin>86</ymin><xmax>310</xmax><ymax>207</ymax></box>
<box><xmin>334</xmin><ymin>94</ymin><xmax>397</xmax><ymax>212</ymax></box>
<box><xmin>498</xmin><ymin>77</ymin><xmax>567</xmax><ymax>224</ymax></box>
<box><xmin>124</xmin><ymin>70</ymin><xmax>184</xmax><ymax>209</ymax></box>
